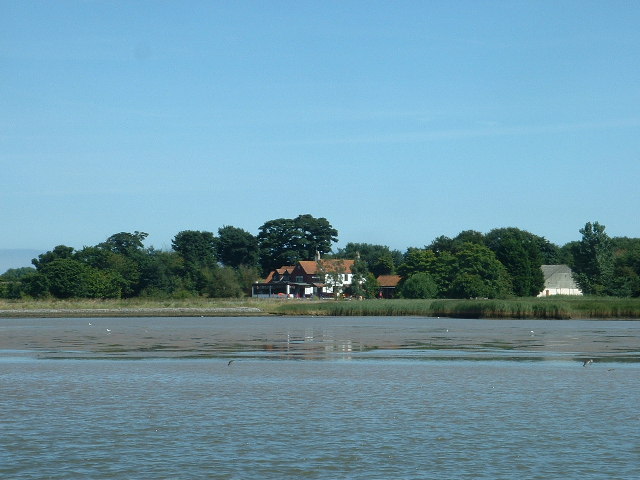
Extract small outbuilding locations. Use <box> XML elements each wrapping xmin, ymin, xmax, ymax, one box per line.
<box><xmin>376</xmin><ymin>274</ymin><xmax>401</xmax><ymax>299</ymax></box>
<box><xmin>537</xmin><ymin>265</ymin><xmax>583</xmax><ymax>297</ymax></box>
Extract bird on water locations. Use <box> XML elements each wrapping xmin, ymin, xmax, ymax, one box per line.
<box><xmin>583</xmin><ymin>359</ymin><xmax>594</xmax><ymax>367</ymax></box>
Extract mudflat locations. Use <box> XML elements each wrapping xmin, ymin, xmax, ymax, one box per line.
<box><xmin>1</xmin><ymin>316</ymin><xmax>639</xmax><ymax>363</ymax></box>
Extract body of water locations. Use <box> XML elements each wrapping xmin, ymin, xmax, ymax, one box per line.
<box><xmin>1</xmin><ymin>316</ymin><xmax>639</xmax><ymax>479</ymax></box>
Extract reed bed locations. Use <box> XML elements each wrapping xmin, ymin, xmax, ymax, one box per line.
<box><xmin>275</xmin><ymin>297</ymin><xmax>640</xmax><ymax>319</ymax></box>
<box><xmin>2</xmin><ymin>296</ymin><xmax>640</xmax><ymax>319</ymax></box>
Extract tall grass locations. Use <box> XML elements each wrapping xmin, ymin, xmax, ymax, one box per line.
<box><xmin>2</xmin><ymin>296</ymin><xmax>640</xmax><ymax>319</ymax></box>
<box><xmin>274</xmin><ymin>297</ymin><xmax>640</xmax><ymax>319</ymax></box>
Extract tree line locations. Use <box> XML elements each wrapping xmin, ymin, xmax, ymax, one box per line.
<box><xmin>1</xmin><ymin>215</ymin><xmax>639</xmax><ymax>300</ymax></box>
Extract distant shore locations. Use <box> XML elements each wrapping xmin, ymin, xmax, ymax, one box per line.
<box><xmin>0</xmin><ymin>299</ymin><xmax>271</xmax><ymax>318</ymax></box>
<box><xmin>0</xmin><ymin>306</ymin><xmax>264</xmax><ymax>318</ymax></box>
<box><xmin>2</xmin><ymin>297</ymin><xmax>640</xmax><ymax>319</ymax></box>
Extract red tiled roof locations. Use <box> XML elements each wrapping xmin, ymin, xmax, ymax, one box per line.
<box><xmin>264</xmin><ymin>265</ymin><xmax>296</xmax><ymax>283</ymax></box>
<box><xmin>377</xmin><ymin>275</ymin><xmax>401</xmax><ymax>287</ymax></box>
<box><xmin>297</xmin><ymin>261</ymin><xmax>318</xmax><ymax>274</ymax></box>
<box><xmin>298</xmin><ymin>259</ymin><xmax>355</xmax><ymax>274</ymax></box>
<box><xmin>277</xmin><ymin>266</ymin><xmax>296</xmax><ymax>274</ymax></box>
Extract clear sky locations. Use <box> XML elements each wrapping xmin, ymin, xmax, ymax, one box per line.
<box><xmin>2</xmin><ymin>1</ymin><xmax>639</xmax><ymax>259</ymax></box>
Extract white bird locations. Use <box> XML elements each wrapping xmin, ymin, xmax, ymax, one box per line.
<box><xmin>583</xmin><ymin>359</ymin><xmax>593</xmax><ymax>367</ymax></box>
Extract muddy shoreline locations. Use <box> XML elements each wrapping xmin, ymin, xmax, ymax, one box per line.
<box><xmin>0</xmin><ymin>306</ymin><xmax>265</xmax><ymax>318</ymax></box>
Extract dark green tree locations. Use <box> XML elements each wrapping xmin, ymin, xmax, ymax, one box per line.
<box><xmin>171</xmin><ymin>230</ymin><xmax>218</xmax><ymax>266</ymax></box>
<box><xmin>0</xmin><ymin>268</ymin><xmax>33</xmax><ymax>298</ymax></box>
<box><xmin>428</xmin><ymin>230</ymin><xmax>484</xmax><ymax>254</ymax></box>
<box><xmin>99</xmin><ymin>231</ymin><xmax>148</xmax><ymax>257</ymax></box>
<box><xmin>32</xmin><ymin>245</ymin><xmax>75</xmax><ymax>269</ymax></box>
<box><xmin>428</xmin><ymin>236</ymin><xmax>456</xmax><ymax>254</ymax></box>
<box><xmin>171</xmin><ymin>230</ymin><xmax>219</xmax><ymax>293</ymax></box>
<box><xmin>397</xmin><ymin>248</ymin><xmax>437</xmax><ymax>278</ymax></box>
<box><xmin>257</xmin><ymin>214</ymin><xmax>338</xmax><ymax>274</ymax></box>
<box><xmin>84</xmin><ymin>269</ymin><xmax>122</xmax><ymax>299</ymax></box>
<box><xmin>397</xmin><ymin>248</ymin><xmax>455</xmax><ymax>297</ymax></box>
<box><xmin>257</xmin><ymin>218</ymin><xmax>300</xmax><ymax>273</ymax></box>
<box><xmin>76</xmin><ymin>245</ymin><xmax>140</xmax><ymax>298</ymax></box>
<box><xmin>0</xmin><ymin>267</ymin><xmax>36</xmax><ymax>281</ymax></box>
<box><xmin>96</xmin><ymin>232</ymin><xmax>151</xmax><ymax>296</ymax></box>
<box><xmin>400</xmin><ymin>272</ymin><xmax>438</xmax><ymax>299</ymax></box>
<box><xmin>430</xmin><ymin>251</ymin><xmax>458</xmax><ymax>295</ymax></box>
<box><xmin>75</xmin><ymin>246</ymin><xmax>115</xmax><ymax>270</ymax></box>
<box><xmin>138</xmin><ymin>249</ymin><xmax>183</xmax><ymax>297</ymax></box>
<box><xmin>537</xmin><ymin>237</ymin><xmax>562</xmax><ymax>265</ymax></box>
<box><xmin>559</xmin><ymin>241</ymin><xmax>579</xmax><ymax>266</ymax></box>
<box><xmin>294</xmin><ymin>214</ymin><xmax>338</xmax><ymax>259</ymax></box>
<box><xmin>40</xmin><ymin>258</ymin><xmax>90</xmax><ymax>298</ymax></box>
<box><xmin>336</xmin><ymin>243</ymin><xmax>402</xmax><ymax>276</ymax></box>
<box><xmin>21</xmin><ymin>272</ymin><xmax>50</xmax><ymax>298</ymax></box>
<box><xmin>607</xmin><ymin>237</ymin><xmax>640</xmax><ymax>297</ymax></box>
<box><xmin>454</xmin><ymin>230</ymin><xmax>485</xmax><ymax>246</ymax></box>
<box><xmin>217</xmin><ymin>226</ymin><xmax>259</xmax><ymax>268</ymax></box>
<box><xmin>205</xmin><ymin>267</ymin><xmax>244</xmax><ymax>298</ymax></box>
<box><xmin>571</xmin><ymin>221</ymin><xmax>614</xmax><ymax>295</ymax></box>
<box><xmin>235</xmin><ymin>265</ymin><xmax>261</xmax><ymax>294</ymax></box>
<box><xmin>485</xmin><ymin>228</ymin><xmax>545</xmax><ymax>297</ymax></box>
<box><xmin>448</xmin><ymin>243</ymin><xmax>512</xmax><ymax>298</ymax></box>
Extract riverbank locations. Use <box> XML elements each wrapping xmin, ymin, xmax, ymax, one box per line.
<box><xmin>277</xmin><ymin>297</ymin><xmax>640</xmax><ymax>319</ymax></box>
<box><xmin>2</xmin><ymin>296</ymin><xmax>640</xmax><ymax>319</ymax></box>
<box><xmin>0</xmin><ymin>299</ymin><xmax>270</xmax><ymax>318</ymax></box>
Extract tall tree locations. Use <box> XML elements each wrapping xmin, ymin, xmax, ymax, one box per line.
<box><xmin>428</xmin><ymin>230</ymin><xmax>484</xmax><ymax>254</ymax></box>
<box><xmin>257</xmin><ymin>214</ymin><xmax>338</xmax><ymax>274</ymax></box>
<box><xmin>217</xmin><ymin>226</ymin><xmax>259</xmax><ymax>268</ymax></box>
<box><xmin>400</xmin><ymin>272</ymin><xmax>438</xmax><ymax>299</ymax></box>
<box><xmin>397</xmin><ymin>248</ymin><xmax>437</xmax><ymax>278</ymax></box>
<box><xmin>610</xmin><ymin>238</ymin><xmax>640</xmax><ymax>297</ymax></box>
<box><xmin>257</xmin><ymin>218</ymin><xmax>301</xmax><ymax>273</ymax></box>
<box><xmin>172</xmin><ymin>230</ymin><xmax>219</xmax><ymax>292</ymax></box>
<box><xmin>138</xmin><ymin>249</ymin><xmax>183</xmax><ymax>296</ymax></box>
<box><xmin>40</xmin><ymin>258</ymin><xmax>90</xmax><ymax>298</ymax></box>
<box><xmin>448</xmin><ymin>243</ymin><xmax>513</xmax><ymax>298</ymax></box>
<box><xmin>336</xmin><ymin>242</ymin><xmax>402</xmax><ymax>276</ymax></box>
<box><xmin>172</xmin><ymin>230</ymin><xmax>218</xmax><ymax>268</ymax></box>
<box><xmin>99</xmin><ymin>231</ymin><xmax>148</xmax><ymax>257</ymax></box>
<box><xmin>485</xmin><ymin>228</ymin><xmax>545</xmax><ymax>297</ymax></box>
<box><xmin>32</xmin><ymin>245</ymin><xmax>75</xmax><ymax>269</ymax></box>
<box><xmin>572</xmin><ymin>221</ymin><xmax>614</xmax><ymax>295</ymax></box>
<box><xmin>293</xmin><ymin>214</ymin><xmax>338</xmax><ymax>259</ymax></box>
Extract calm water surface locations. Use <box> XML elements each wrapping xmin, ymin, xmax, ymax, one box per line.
<box><xmin>1</xmin><ymin>316</ymin><xmax>639</xmax><ymax>479</ymax></box>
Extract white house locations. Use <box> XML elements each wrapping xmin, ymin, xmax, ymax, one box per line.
<box><xmin>252</xmin><ymin>258</ymin><xmax>356</xmax><ymax>298</ymax></box>
<box><xmin>537</xmin><ymin>264</ymin><xmax>583</xmax><ymax>297</ymax></box>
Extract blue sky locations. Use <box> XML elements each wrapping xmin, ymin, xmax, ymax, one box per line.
<box><xmin>2</xmin><ymin>1</ymin><xmax>639</xmax><ymax>264</ymax></box>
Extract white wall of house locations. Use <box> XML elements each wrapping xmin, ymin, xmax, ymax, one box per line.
<box><xmin>538</xmin><ymin>287</ymin><xmax>582</xmax><ymax>297</ymax></box>
<box><xmin>323</xmin><ymin>273</ymin><xmax>353</xmax><ymax>294</ymax></box>
<box><xmin>537</xmin><ymin>265</ymin><xmax>583</xmax><ymax>297</ymax></box>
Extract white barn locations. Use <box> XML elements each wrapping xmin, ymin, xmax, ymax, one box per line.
<box><xmin>537</xmin><ymin>264</ymin><xmax>583</xmax><ymax>297</ymax></box>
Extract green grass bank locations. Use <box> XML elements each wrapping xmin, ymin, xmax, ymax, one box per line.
<box><xmin>2</xmin><ymin>296</ymin><xmax>640</xmax><ymax>319</ymax></box>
